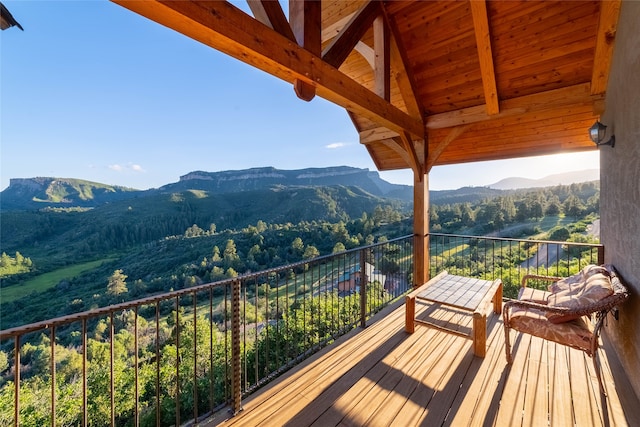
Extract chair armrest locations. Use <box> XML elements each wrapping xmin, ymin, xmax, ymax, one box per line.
<box><xmin>503</xmin><ymin>298</ymin><xmax>577</xmax><ymax>325</ymax></box>
<box><xmin>504</xmin><ymin>298</ymin><xmax>571</xmax><ymax>314</ymax></box>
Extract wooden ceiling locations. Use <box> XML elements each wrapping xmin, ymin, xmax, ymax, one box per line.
<box><xmin>112</xmin><ymin>0</ymin><xmax>620</xmax><ymax>177</ymax></box>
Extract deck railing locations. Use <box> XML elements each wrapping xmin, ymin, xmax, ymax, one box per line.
<box><xmin>428</xmin><ymin>233</ymin><xmax>604</xmax><ymax>298</ymax></box>
<box><xmin>0</xmin><ymin>234</ymin><xmax>602</xmax><ymax>426</ymax></box>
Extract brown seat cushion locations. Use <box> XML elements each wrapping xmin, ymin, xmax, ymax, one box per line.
<box><xmin>508</xmin><ymin>305</ymin><xmax>593</xmax><ymax>353</ymax></box>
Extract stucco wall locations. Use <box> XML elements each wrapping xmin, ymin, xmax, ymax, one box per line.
<box><xmin>600</xmin><ymin>0</ymin><xmax>640</xmax><ymax>402</ymax></box>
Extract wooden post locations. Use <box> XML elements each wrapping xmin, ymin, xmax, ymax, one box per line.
<box><xmin>413</xmin><ymin>171</ymin><xmax>430</xmax><ymax>288</ymax></box>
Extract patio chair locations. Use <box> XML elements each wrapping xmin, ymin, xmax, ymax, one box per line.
<box><xmin>503</xmin><ymin>264</ymin><xmax>629</xmax><ymax>395</ymax></box>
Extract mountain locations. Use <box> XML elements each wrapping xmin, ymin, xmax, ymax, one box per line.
<box><xmin>488</xmin><ymin>169</ymin><xmax>599</xmax><ymax>190</ymax></box>
<box><xmin>0</xmin><ymin>177</ymin><xmax>141</xmax><ymax>211</ymax></box>
<box><xmin>0</xmin><ymin>167</ymin><xmax>413</xmax><ymax>211</ymax></box>
<box><xmin>0</xmin><ymin>166</ymin><xmax>602</xmax><ymax>212</ymax></box>
<box><xmin>164</xmin><ymin>166</ymin><xmax>413</xmax><ymax>198</ymax></box>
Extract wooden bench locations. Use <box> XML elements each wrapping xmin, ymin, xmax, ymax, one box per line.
<box><xmin>503</xmin><ymin>264</ymin><xmax>629</xmax><ymax>395</ymax></box>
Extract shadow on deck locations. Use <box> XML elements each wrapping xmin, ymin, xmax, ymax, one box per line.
<box><xmin>202</xmin><ymin>298</ymin><xmax>639</xmax><ymax>426</ymax></box>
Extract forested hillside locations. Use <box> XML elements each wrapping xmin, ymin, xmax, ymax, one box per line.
<box><xmin>0</xmin><ymin>179</ymin><xmax>598</xmax><ymax>329</ymax></box>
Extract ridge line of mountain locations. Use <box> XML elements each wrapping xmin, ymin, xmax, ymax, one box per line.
<box><xmin>1</xmin><ymin>166</ymin><xmax>599</xmax><ymax>211</ymax></box>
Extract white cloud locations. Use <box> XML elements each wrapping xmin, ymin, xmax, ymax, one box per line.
<box><xmin>326</xmin><ymin>142</ymin><xmax>349</xmax><ymax>149</ymax></box>
<box><xmin>108</xmin><ymin>163</ymin><xmax>146</xmax><ymax>173</ymax></box>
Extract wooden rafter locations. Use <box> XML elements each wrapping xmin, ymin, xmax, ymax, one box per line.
<box><xmin>388</xmin><ymin>30</ymin><xmax>421</xmax><ymax>119</ymax></box>
<box><xmin>360</xmin><ymin>127</ymin><xmax>397</xmax><ymax>144</ymax></box>
<box><xmin>377</xmin><ymin>138</ymin><xmax>413</xmax><ymax>167</ymax></box>
<box><xmin>373</xmin><ymin>15</ymin><xmax>390</xmax><ymax>101</ymax></box>
<box><xmin>395</xmin><ymin>131</ymin><xmax>422</xmax><ymax>178</ymax></box>
<box><xmin>591</xmin><ymin>0</ymin><xmax>621</xmax><ymax>95</ymax></box>
<box><xmin>322</xmin><ymin>1</ymin><xmax>379</xmax><ymax>69</ymax></box>
<box><xmin>112</xmin><ymin>0</ymin><xmax>424</xmax><ymax>138</ymax></box>
<box><xmin>426</xmin><ymin>83</ymin><xmax>603</xmax><ymax>129</ymax></box>
<box><xmin>381</xmin><ymin>4</ymin><xmax>422</xmax><ymax>120</ymax></box>
<box><xmin>470</xmin><ymin>0</ymin><xmax>499</xmax><ymax>115</ymax></box>
<box><xmin>247</xmin><ymin>0</ymin><xmax>295</xmax><ymax>42</ymax></box>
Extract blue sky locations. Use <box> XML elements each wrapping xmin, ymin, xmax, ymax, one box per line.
<box><xmin>1</xmin><ymin>1</ymin><xmax>599</xmax><ymax>192</ymax></box>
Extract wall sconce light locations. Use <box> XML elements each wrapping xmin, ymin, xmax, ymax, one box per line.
<box><xmin>589</xmin><ymin>121</ymin><xmax>615</xmax><ymax>147</ymax></box>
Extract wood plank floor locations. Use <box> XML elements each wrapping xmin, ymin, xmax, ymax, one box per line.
<box><xmin>201</xmin><ymin>299</ymin><xmax>639</xmax><ymax>427</ymax></box>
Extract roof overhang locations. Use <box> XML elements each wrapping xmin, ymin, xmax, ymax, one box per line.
<box><xmin>112</xmin><ymin>0</ymin><xmax>620</xmax><ymax>177</ymax></box>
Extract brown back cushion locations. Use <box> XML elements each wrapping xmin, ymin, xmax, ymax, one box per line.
<box><xmin>545</xmin><ymin>273</ymin><xmax>613</xmax><ymax>323</ymax></box>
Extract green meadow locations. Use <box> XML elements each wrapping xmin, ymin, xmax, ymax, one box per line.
<box><xmin>1</xmin><ymin>258</ymin><xmax>114</xmax><ymax>303</ymax></box>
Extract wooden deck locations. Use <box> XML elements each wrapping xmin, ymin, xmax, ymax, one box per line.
<box><xmin>202</xmin><ymin>298</ymin><xmax>639</xmax><ymax>426</ymax></box>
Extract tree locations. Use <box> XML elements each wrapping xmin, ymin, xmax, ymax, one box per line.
<box><xmin>223</xmin><ymin>240</ymin><xmax>240</xmax><ymax>269</ymax></box>
<box><xmin>291</xmin><ymin>237</ymin><xmax>304</xmax><ymax>258</ymax></box>
<box><xmin>332</xmin><ymin>242</ymin><xmax>346</xmax><ymax>253</ymax></box>
<box><xmin>0</xmin><ymin>252</ymin><xmax>9</xmax><ymax>268</ymax></box>
<box><xmin>303</xmin><ymin>245</ymin><xmax>320</xmax><ymax>259</ymax></box>
<box><xmin>256</xmin><ymin>220</ymin><xmax>267</xmax><ymax>233</ymax></box>
<box><xmin>211</xmin><ymin>246</ymin><xmax>222</xmax><ymax>262</ymax></box>
<box><xmin>460</xmin><ymin>203</ymin><xmax>475</xmax><ymax>226</ymax></box>
<box><xmin>107</xmin><ymin>269</ymin><xmax>128</xmax><ymax>296</ymax></box>
<box><xmin>0</xmin><ymin>350</ymin><xmax>8</xmax><ymax>373</ymax></box>
<box><xmin>548</xmin><ymin>227</ymin><xmax>570</xmax><ymax>242</ymax></box>
<box><xmin>545</xmin><ymin>195</ymin><xmax>562</xmax><ymax>216</ymax></box>
<box><xmin>185</xmin><ymin>224</ymin><xmax>204</xmax><ymax>237</ymax></box>
<box><xmin>563</xmin><ymin>194</ymin><xmax>586</xmax><ymax>219</ymax></box>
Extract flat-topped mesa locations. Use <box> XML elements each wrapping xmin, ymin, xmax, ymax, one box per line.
<box><xmin>179</xmin><ymin>166</ymin><xmax>367</xmax><ymax>183</ymax></box>
<box><xmin>8</xmin><ymin>177</ymin><xmax>51</xmax><ymax>190</ymax></box>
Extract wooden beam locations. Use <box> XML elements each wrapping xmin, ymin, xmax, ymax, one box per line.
<box><xmin>426</xmin><ymin>83</ymin><xmax>603</xmax><ymax>129</ymax></box>
<box><xmin>359</xmin><ymin>126</ymin><xmax>398</xmax><ymax>144</ymax></box>
<box><xmin>389</xmin><ymin>31</ymin><xmax>421</xmax><ymax>119</ymax></box>
<box><xmin>395</xmin><ymin>131</ymin><xmax>422</xmax><ymax>178</ymax></box>
<box><xmin>426</xmin><ymin>125</ymin><xmax>470</xmax><ymax>171</ymax></box>
<box><xmin>289</xmin><ymin>0</ymin><xmax>321</xmax><ymax>52</ymax></box>
<box><xmin>470</xmin><ymin>0</ymin><xmax>499</xmax><ymax>115</ymax></box>
<box><xmin>247</xmin><ymin>0</ymin><xmax>295</xmax><ymax>42</ymax></box>
<box><xmin>413</xmin><ymin>173</ymin><xmax>429</xmax><ymax>287</ymax></box>
<box><xmin>373</xmin><ymin>15</ymin><xmax>390</xmax><ymax>101</ymax></box>
<box><xmin>322</xmin><ymin>1</ymin><xmax>379</xmax><ymax>69</ymax></box>
<box><xmin>112</xmin><ymin>0</ymin><xmax>424</xmax><ymax>138</ymax></box>
<box><xmin>290</xmin><ymin>0</ymin><xmax>321</xmax><ymax>101</ymax></box>
<box><xmin>355</xmin><ymin>41</ymin><xmax>375</xmax><ymax>68</ymax></box>
<box><xmin>591</xmin><ymin>0</ymin><xmax>621</xmax><ymax>95</ymax></box>
<box><xmin>325</xmin><ymin>4</ymin><xmax>420</xmax><ymax>119</ymax></box>
<box><xmin>375</xmin><ymin>138</ymin><xmax>413</xmax><ymax>167</ymax></box>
